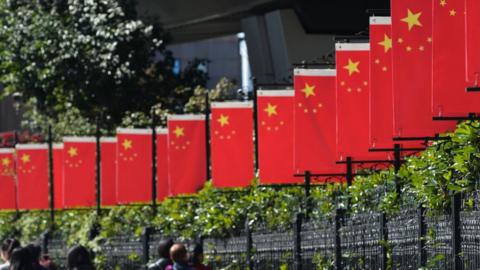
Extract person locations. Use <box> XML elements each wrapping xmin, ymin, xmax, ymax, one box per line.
<box><xmin>66</xmin><ymin>246</ymin><xmax>94</xmax><ymax>270</ymax></box>
<box><xmin>0</xmin><ymin>239</ymin><xmax>20</xmax><ymax>270</ymax></box>
<box><xmin>9</xmin><ymin>247</ymin><xmax>33</xmax><ymax>270</ymax></box>
<box><xmin>24</xmin><ymin>244</ymin><xmax>47</xmax><ymax>270</ymax></box>
<box><xmin>189</xmin><ymin>244</ymin><xmax>210</xmax><ymax>270</ymax></box>
<box><xmin>39</xmin><ymin>254</ymin><xmax>57</xmax><ymax>270</ymax></box>
<box><xmin>148</xmin><ymin>239</ymin><xmax>174</xmax><ymax>270</ymax></box>
<box><xmin>167</xmin><ymin>243</ymin><xmax>195</xmax><ymax>270</ymax></box>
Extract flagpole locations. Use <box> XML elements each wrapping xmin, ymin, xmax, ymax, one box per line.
<box><xmin>150</xmin><ymin>108</ymin><xmax>158</xmax><ymax>212</ymax></box>
<box><xmin>95</xmin><ymin>117</ymin><xmax>101</xmax><ymax>216</ymax></box>
<box><xmin>47</xmin><ymin>125</ymin><xmax>55</xmax><ymax>230</ymax></box>
<box><xmin>205</xmin><ymin>91</ymin><xmax>211</xmax><ymax>181</ymax></box>
<box><xmin>252</xmin><ymin>77</ymin><xmax>259</xmax><ymax>173</ymax></box>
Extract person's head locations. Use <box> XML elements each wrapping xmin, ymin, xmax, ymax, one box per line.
<box><xmin>24</xmin><ymin>244</ymin><xmax>41</xmax><ymax>264</ymax></box>
<box><xmin>9</xmin><ymin>247</ymin><xmax>34</xmax><ymax>270</ymax></box>
<box><xmin>170</xmin><ymin>243</ymin><xmax>188</xmax><ymax>264</ymax></box>
<box><xmin>191</xmin><ymin>243</ymin><xmax>204</xmax><ymax>265</ymax></box>
<box><xmin>66</xmin><ymin>245</ymin><xmax>93</xmax><ymax>270</ymax></box>
<box><xmin>1</xmin><ymin>238</ymin><xmax>20</xmax><ymax>262</ymax></box>
<box><xmin>157</xmin><ymin>239</ymin><xmax>174</xmax><ymax>259</ymax></box>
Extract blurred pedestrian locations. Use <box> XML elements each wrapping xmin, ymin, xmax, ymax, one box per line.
<box><xmin>24</xmin><ymin>244</ymin><xmax>47</xmax><ymax>270</ymax></box>
<box><xmin>168</xmin><ymin>243</ymin><xmax>196</xmax><ymax>270</ymax></box>
<box><xmin>9</xmin><ymin>247</ymin><xmax>33</xmax><ymax>270</ymax></box>
<box><xmin>39</xmin><ymin>254</ymin><xmax>57</xmax><ymax>270</ymax></box>
<box><xmin>148</xmin><ymin>238</ymin><xmax>174</xmax><ymax>270</ymax></box>
<box><xmin>66</xmin><ymin>246</ymin><xmax>94</xmax><ymax>270</ymax></box>
<box><xmin>0</xmin><ymin>239</ymin><xmax>20</xmax><ymax>270</ymax></box>
<box><xmin>189</xmin><ymin>244</ymin><xmax>210</xmax><ymax>270</ymax></box>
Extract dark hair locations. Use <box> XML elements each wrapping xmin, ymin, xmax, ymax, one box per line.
<box><xmin>24</xmin><ymin>244</ymin><xmax>41</xmax><ymax>262</ymax></box>
<box><xmin>1</xmin><ymin>238</ymin><xmax>20</xmax><ymax>261</ymax></box>
<box><xmin>66</xmin><ymin>245</ymin><xmax>94</xmax><ymax>270</ymax></box>
<box><xmin>191</xmin><ymin>243</ymin><xmax>204</xmax><ymax>265</ymax></box>
<box><xmin>157</xmin><ymin>239</ymin><xmax>174</xmax><ymax>259</ymax></box>
<box><xmin>9</xmin><ymin>247</ymin><xmax>34</xmax><ymax>270</ymax></box>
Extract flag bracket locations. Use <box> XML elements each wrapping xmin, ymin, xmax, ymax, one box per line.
<box><xmin>369</xmin><ymin>147</ymin><xmax>425</xmax><ymax>152</ymax></box>
<box><xmin>292</xmin><ymin>62</ymin><xmax>334</xmax><ymax>68</ymax></box>
<box><xmin>334</xmin><ymin>35</ymin><xmax>369</xmax><ymax>42</ymax></box>
<box><xmin>256</xmin><ymin>83</ymin><xmax>293</xmax><ymax>89</ymax></box>
<box><xmin>466</xmin><ymin>86</ymin><xmax>480</xmax><ymax>92</ymax></box>
<box><xmin>365</xmin><ymin>9</ymin><xmax>390</xmax><ymax>16</ymax></box>
<box><xmin>432</xmin><ymin>113</ymin><xmax>480</xmax><ymax>121</ymax></box>
<box><xmin>393</xmin><ymin>134</ymin><xmax>449</xmax><ymax>142</ymax></box>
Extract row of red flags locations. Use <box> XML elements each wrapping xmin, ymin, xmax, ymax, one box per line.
<box><xmin>1</xmin><ymin>0</ymin><xmax>480</xmax><ymax>210</ymax></box>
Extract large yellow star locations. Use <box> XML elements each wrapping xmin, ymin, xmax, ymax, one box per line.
<box><xmin>217</xmin><ymin>114</ymin><xmax>229</xmax><ymax>127</ymax></box>
<box><xmin>68</xmin><ymin>147</ymin><xmax>78</xmax><ymax>157</ymax></box>
<box><xmin>122</xmin><ymin>139</ymin><xmax>133</xmax><ymax>150</ymax></box>
<box><xmin>21</xmin><ymin>154</ymin><xmax>30</xmax><ymax>164</ymax></box>
<box><xmin>1</xmin><ymin>158</ymin><xmax>10</xmax><ymax>167</ymax></box>
<box><xmin>173</xmin><ymin>126</ymin><xmax>184</xmax><ymax>138</ymax></box>
<box><xmin>401</xmin><ymin>9</ymin><xmax>423</xmax><ymax>31</ymax></box>
<box><xmin>264</xmin><ymin>103</ymin><xmax>277</xmax><ymax>117</ymax></box>
<box><xmin>301</xmin><ymin>83</ymin><xmax>315</xmax><ymax>98</ymax></box>
<box><xmin>344</xmin><ymin>58</ymin><xmax>360</xmax><ymax>76</ymax></box>
<box><xmin>378</xmin><ymin>34</ymin><xmax>392</xmax><ymax>53</ymax></box>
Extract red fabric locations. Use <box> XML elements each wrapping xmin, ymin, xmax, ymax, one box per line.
<box><xmin>466</xmin><ymin>0</ymin><xmax>480</xmax><ymax>85</ymax></box>
<box><xmin>294</xmin><ymin>70</ymin><xmax>344</xmax><ymax>175</ymax></box>
<box><xmin>0</xmin><ymin>150</ymin><xmax>16</xmax><ymax>210</ymax></box>
<box><xmin>369</xmin><ymin>18</ymin><xmax>395</xmax><ymax>152</ymax></box>
<box><xmin>63</xmin><ymin>139</ymin><xmax>96</xmax><ymax>208</ymax></box>
<box><xmin>391</xmin><ymin>0</ymin><xmax>455</xmax><ymax>137</ymax></box>
<box><xmin>336</xmin><ymin>44</ymin><xmax>387</xmax><ymax>161</ymax></box>
<box><xmin>257</xmin><ymin>91</ymin><xmax>298</xmax><ymax>184</ymax></box>
<box><xmin>210</xmin><ymin>103</ymin><xmax>254</xmax><ymax>188</ymax></box>
<box><xmin>168</xmin><ymin>116</ymin><xmax>206</xmax><ymax>195</ymax></box>
<box><xmin>101</xmin><ymin>139</ymin><xmax>117</xmax><ymax>206</ymax></box>
<box><xmin>432</xmin><ymin>0</ymin><xmax>480</xmax><ymax>116</ymax></box>
<box><xmin>53</xmin><ymin>145</ymin><xmax>64</xmax><ymax>209</ymax></box>
<box><xmin>16</xmin><ymin>145</ymin><xmax>49</xmax><ymax>210</ymax></box>
<box><xmin>156</xmin><ymin>131</ymin><xmax>169</xmax><ymax>201</ymax></box>
<box><xmin>116</xmin><ymin>130</ymin><xmax>152</xmax><ymax>204</ymax></box>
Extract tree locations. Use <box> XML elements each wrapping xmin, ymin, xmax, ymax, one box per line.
<box><xmin>0</xmin><ymin>0</ymin><xmax>208</xmax><ymax>131</ymax></box>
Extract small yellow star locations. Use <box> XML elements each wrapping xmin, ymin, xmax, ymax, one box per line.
<box><xmin>122</xmin><ymin>139</ymin><xmax>132</xmax><ymax>150</ymax></box>
<box><xmin>398</xmin><ymin>38</ymin><xmax>404</xmax><ymax>44</ymax></box>
<box><xmin>382</xmin><ymin>66</ymin><xmax>388</xmax><ymax>72</ymax></box>
<box><xmin>264</xmin><ymin>103</ymin><xmax>277</xmax><ymax>117</ymax></box>
<box><xmin>344</xmin><ymin>58</ymin><xmax>360</xmax><ymax>76</ymax></box>
<box><xmin>406</xmin><ymin>46</ymin><xmax>412</xmax><ymax>52</ymax></box>
<box><xmin>401</xmin><ymin>9</ymin><xmax>423</xmax><ymax>31</ymax></box>
<box><xmin>449</xmin><ymin>9</ymin><xmax>456</xmax><ymax>16</ymax></box>
<box><xmin>301</xmin><ymin>83</ymin><xmax>315</xmax><ymax>98</ymax></box>
<box><xmin>440</xmin><ymin>0</ymin><xmax>447</xmax><ymax>6</ymax></box>
<box><xmin>427</xmin><ymin>37</ymin><xmax>432</xmax><ymax>43</ymax></box>
<box><xmin>1</xmin><ymin>158</ymin><xmax>10</xmax><ymax>167</ymax></box>
<box><xmin>378</xmin><ymin>34</ymin><xmax>392</xmax><ymax>53</ymax></box>
<box><xmin>217</xmin><ymin>114</ymin><xmax>229</xmax><ymax>127</ymax></box>
<box><xmin>68</xmin><ymin>147</ymin><xmax>78</xmax><ymax>157</ymax></box>
<box><xmin>419</xmin><ymin>45</ymin><xmax>425</xmax><ymax>51</ymax></box>
<box><xmin>340</xmin><ymin>81</ymin><xmax>346</xmax><ymax>86</ymax></box>
<box><xmin>21</xmin><ymin>154</ymin><xmax>30</xmax><ymax>164</ymax></box>
<box><xmin>375</xmin><ymin>59</ymin><xmax>380</xmax><ymax>64</ymax></box>
<box><xmin>173</xmin><ymin>126</ymin><xmax>184</xmax><ymax>138</ymax></box>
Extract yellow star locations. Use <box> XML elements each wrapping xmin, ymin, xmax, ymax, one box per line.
<box><xmin>406</xmin><ymin>46</ymin><xmax>412</xmax><ymax>52</ymax></box>
<box><xmin>398</xmin><ymin>38</ymin><xmax>404</xmax><ymax>44</ymax></box>
<box><xmin>1</xmin><ymin>158</ymin><xmax>10</xmax><ymax>167</ymax></box>
<box><xmin>173</xmin><ymin>126</ymin><xmax>184</xmax><ymax>138</ymax></box>
<box><xmin>21</xmin><ymin>154</ymin><xmax>30</xmax><ymax>164</ymax></box>
<box><xmin>264</xmin><ymin>103</ymin><xmax>277</xmax><ymax>117</ymax></box>
<box><xmin>427</xmin><ymin>37</ymin><xmax>432</xmax><ymax>43</ymax></box>
<box><xmin>68</xmin><ymin>147</ymin><xmax>78</xmax><ymax>157</ymax></box>
<box><xmin>419</xmin><ymin>45</ymin><xmax>425</xmax><ymax>51</ymax></box>
<box><xmin>440</xmin><ymin>0</ymin><xmax>447</xmax><ymax>6</ymax></box>
<box><xmin>382</xmin><ymin>66</ymin><xmax>388</xmax><ymax>72</ymax></box>
<box><xmin>217</xmin><ymin>114</ymin><xmax>229</xmax><ymax>127</ymax></box>
<box><xmin>122</xmin><ymin>139</ymin><xmax>132</xmax><ymax>150</ymax></box>
<box><xmin>344</xmin><ymin>58</ymin><xmax>360</xmax><ymax>76</ymax></box>
<box><xmin>378</xmin><ymin>34</ymin><xmax>392</xmax><ymax>53</ymax></box>
<box><xmin>401</xmin><ymin>9</ymin><xmax>423</xmax><ymax>31</ymax></box>
<box><xmin>449</xmin><ymin>9</ymin><xmax>456</xmax><ymax>16</ymax></box>
<box><xmin>301</xmin><ymin>83</ymin><xmax>315</xmax><ymax>98</ymax></box>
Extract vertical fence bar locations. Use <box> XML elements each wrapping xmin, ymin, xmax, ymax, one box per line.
<box><xmin>417</xmin><ymin>204</ymin><xmax>426</xmax><ymax>267</ymax></box>
<box><xmin>41</xmin><ymin>231</ymin><xmax>49</xmax><ymax>254</ymax></box>
<box><xmin>245</xmin><ymin>218</ymin><xmax>253</xmax><ymax>270</ymax></box>
<box><xmin>47</xmin><ymin>125</ymin><xmax>55</xmax><ymax>229</ymax></box>
<box><xmin>142</xmin><ymin>227</ymin><xmax>152</xmax><ymax>270</ymax></box>
<box><xmin>95</xmin><ymin>118</ymin><xmax>101</xmax><ymax>216</ymax></box>
<box><xmin>451</xmin><ymin>192</ymin><xmax>462</xmax><ymax>270</ymax></box>
<box><xmin>393</xmin><ymin>143</ymin><xmax>402</xmax><ymax>195</ymax></box>
<box><xmin>380</xmin><ymin>212</ymin><xmax>388</xmax><ymax>270</ymax></box>
<box><xmin>304</xmin><ymin>171</ymin><xmax>311</xmax><ymax>219</ymax></box>
<box><xmin>346</xmin><ymin>157</ymin><xmax>353</xmax><ymax>187</ymax></box>
<box><xmin>294</xmin><ymin>213</ymin><xmax>303</xmax><ymax>270</ymax></box>
<box><xmin>252</xmin><ymin>77</ymin><xmax>259</xmax><ymax>173</ymax></box>
<box><xmin>205</xmin><ymin>91</ymin><xmax>211</xmax><ymax>180</ymax></box>
<box><xmin>334</xmin><ymin>208</ymin><xmax>343</xmax><ymax>270</ymax></box>
<box><xmin>151</xmin><ymin>110</ymin><xmax>157</xmax><ymax>212</ymax></box>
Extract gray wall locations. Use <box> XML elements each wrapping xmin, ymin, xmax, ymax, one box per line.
<box><xmin>0</xmin><ymin>96</ymin><xmax>20</xmax><ymax>132</ymax></box>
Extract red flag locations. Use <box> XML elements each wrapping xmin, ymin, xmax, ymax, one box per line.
<box><xmin>257</xmin><ymin>90</ymin><xmax>297</xmax><ymax>184</ymax></box>
<box><xmin>16</xmin><ymin>144</ymin><xmax>49</xmax><ymax>210</ymax></box>
<box><xmin>0</xmin><ymin>149</ymin><xmax>16</xmax><ymax>210</ymax></box>
<box><xmin>63</xmin><ymin>137</ymin><xmax>96</xmax><ymax>208</ymax></box>
<box><xmin>391</xmin><ymin>0</ymin><xmax>455</xmax><ymax>137</ymax></box>
<box><xmin>156</xmin><ymin>128</ymin><xmax>169</xmax><ymax>201</ymax></box>
<box><xmin>294</xmin><ymin>69</ymin><xmax>344</xmax><ymax>176</ymax></box>
<box><xmin>369</xmin><ymin>17</ymin><xmax>395</xmax><ymax>151</ymax></box>
<box><xmin>432</xmin><ymin>0</ymin><xmax>480</xmax><ymax>116</ymax></box>
<box><xmin>53</xmin><ymin>144</ymin><xmax>64</xmax><ymax>209</ymax></box>
<box><xmin>336</xmin><ymin>43</ymin><xmax>387</xmax><ymax>161</ymax></box>
<box><xmin>167</xmin><ymin>115</ymin><xmax>206</xmax><ymax>195</ymax></box>
<box><xmin>210</xmin><ymin>102</ymin><xmax>254</xmax><ymax>188</ymax></box>
<box><xmin>116</xmin><ymin>129</ymin><xmax>152</xmax><ymax>204</ymax></box>
<box><xmin>100</xmin><ymin>138</ymin><xmax>117</xmax><ymax>206</ymax></box>
<box><xmin>466</xmin><ymin>0</ymin><xmax>480</xmax><ymax>86</ymax></box>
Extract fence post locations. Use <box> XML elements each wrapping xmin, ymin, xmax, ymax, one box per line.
<box><xmin>142</xmin><ymin>227</ymin><xmax>152</xmax><ymax>270</ymax></box>
<box><xmin>334</xmin><ymin>208</ymin><xmax>343</xmax><ymax>270</ymax></box>
<box><xmin>379</xmin><ymin>212</ymin><xmax>388</xmax><ymax>270</ymax></box>
<box><xmin>245</xmin><ymin>218</ymin><xmax>253</xmax><ymax>270</ymax></box>
<box><xmin>451</xmin><ymin>192</ymin><xmax>462</xmax><ymax>270</ymax></box>
<box><xmin>293</xmin><ymin>213</ymin><xmax>303</xmax><ymax>270</ymax></box>
<box><xmin>304</xmin><ymin>171</ymin><xmax>311</xmax><ymax>220</ymax></box>
<box><xmin>41</xmin><ymin>230</ymin><xmax>49</xmax><ymax>254</ymax></box>
<box><xmin>417</xmin><ymin>204</ymin><xmax>426</xmax><ymax>267</ymax></box>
